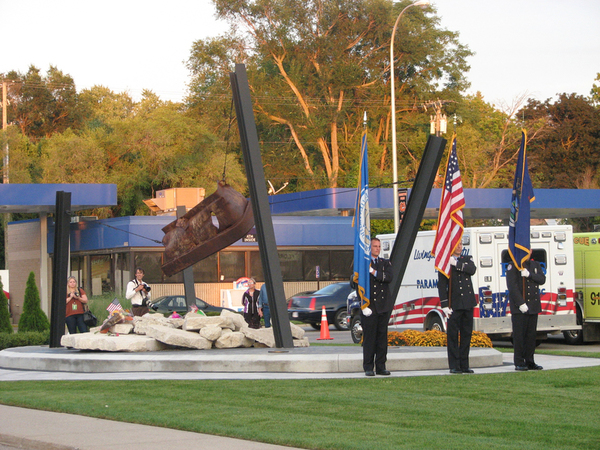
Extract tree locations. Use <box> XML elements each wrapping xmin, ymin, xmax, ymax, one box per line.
<box><xmin>79</xmin><ymin>85</ymin><xmax>136</xmax><ymax>125</ymax></box>
<box><xmin>18</xmin><ymin>272</ymin><xmax>49</xmax><ymax>333</ymax></box>
<box><xmin>521</xmin><ymin>94</ymin><xmax>600</xmax><ymax>189</ymax></box>
<box><xmin>0</xmin><ymin>281</ymin><xmax>12</xmax><ymax>334</ymax></box>
<box><xmin>2</xmin><ymin>66</ymin><xmax>82</xmax><ymax>141</ymax></box>
<box><xmin>445</xmin><ymin>93</ymin><xmax>545</xmax><ymax>190</ymax></box>
<box><xmin>591</xmin><ymin>72</ymin><xmax>600</xmax><ymax>107</ymax></box>
<box><xmin>187</xmin><ymin>0</ymin><xmax>472</xmax><ymax>188</ymax></box>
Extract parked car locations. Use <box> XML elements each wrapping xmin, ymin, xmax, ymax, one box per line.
<box><xmin>287</xmin><ymin>282</ymin><xmax>352</xmax><ymax>331</ymax></box>
<box><xmin>151</xmin><ymin>295</ymin><xmax>234</xmax><ymax>315</ymax></box>
<box><xmin>346</xmin><ymin>290</ymin><xmax>363</xmax><ymax>343</ymax></box>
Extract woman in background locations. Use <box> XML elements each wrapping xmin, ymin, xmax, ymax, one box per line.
<box><xmin>66</xmin><ymin>276</ymin><xmax>88</xmax><ymax>334</ymax></box>
<box><xmin>242</xmin><ymin>278</ymin><xmax>260</xmax><ymax>329</ymax></box>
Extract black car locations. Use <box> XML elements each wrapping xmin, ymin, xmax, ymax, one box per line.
<box><xmin>287</xmin><ymin>282</ymin><xmax>352</xmax><ymax>331</ymax></box>
<box><xmin>151</xmin><ymin>295</ymin><xmax>234</xmax><ymax>315</ymax></box>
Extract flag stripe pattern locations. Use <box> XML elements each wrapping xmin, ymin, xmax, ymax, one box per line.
<box><xmin>432</xmin><ymin>136</ymin><xmax>465</xmax><ymax>278</ymax></box>
<box><xmin>106</xmin><ymin>298</ymin><xmax>123</xmax><ymax>313</ymax></box>
<box><xmin>508</xmin><ymin>130</ymin><xmax>535</xmax><ymax>270</ymax></box>
<box><xmin>352</xmin><ymin>131</ymin><xmax>371</xmax><ymax>309</ymax></box>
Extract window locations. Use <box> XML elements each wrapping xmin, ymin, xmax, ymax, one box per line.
<box><xmin>192</xmin><ymin>254</ymin><xmax>218</xmax><ymax>283</ymax></box>
<box><xmin>90</xmin><ymin>255</ymin><xmax>112</xmax><ymax>295</ymax></box>
<box><xmin>248</xmin><ymin>251</ymin><xmax>264</xmax><ymax>282</ymax></box>
<box><xmin>135</xmin><ymin>252</ymin><xmax>185</xmax><ymax>284</ymax></box>
<box><xmin>70</xmin><ymin>255</ymin><xmax>84</xmax><ymax>287</ymax></box>
<box><xmin>278</xmin><ymin>251</ymin><xmax>303</xmax><ymax>281</ymax></box>
<box><xmin>330</xmin><ymin>250</ymin><xmax>353</xmax><ymax>280</ymax></box>
<box><xmin>303</xmin><ymin>251</ymin><xmax>330</xmax><ymax>281</ymax></box>
<box><xmin>219</xmin><ymin>251</ymin><xmax>245</xmax><ymax>282</ymax></box>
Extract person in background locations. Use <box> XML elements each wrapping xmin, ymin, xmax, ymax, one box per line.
<box><xmin>507</xmin><ymin>256</ymin><xmax>546</xmax><ymax>371</ymax></box>
<box><xmin>242</xmin><ymin>278</ymin><xmax>260</xmax><ymax>329</ymax></box>
<box><xmin>65</xmin><ymin>276</ymin><xmax>88</xmax><ymax>334</ymax></box>
<box><xmin>126</xmin><ymin>267</ymin><xmax>151</xmax><ymax>317</ymax></box>
<box><xmin>437</xmin><ymin>242</ymin><xmax>477</xmax><ymax>374</ymax></box>
<box><xmin>362</xmin><ymin>237</ymin><xmax>394</xmax><ymax>377</ymax></box>
<box><xmin>258</xmin><ymin>283</ymin><xmax>271</xmax><ymax>328</ymax></box>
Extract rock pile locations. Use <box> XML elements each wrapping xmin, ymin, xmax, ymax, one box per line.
<box><xmin>60</xmin><ymin>309</ymin><xmax>309</xmax><ymax>352</ymax></box>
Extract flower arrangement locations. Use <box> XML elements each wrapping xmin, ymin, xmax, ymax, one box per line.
<box><xmin>387</xmin><ymin>330</ymin><xmax>492</xmax><ymax>348</ymax></box>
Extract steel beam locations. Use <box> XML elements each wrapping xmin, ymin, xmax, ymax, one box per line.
<box><xmin>389</xmin><ymin>136</ymin><xmax>446</xmax><ymax>300</ymax></box>
<box><xmin>230</xmin><ymin>64</ymin><xmax>294</xmax><ymax>348</ymax></box>
<box><xmin>49</xmin><ymin>191</ymin><xmax>71</xmax><ymax>348</ymax></box>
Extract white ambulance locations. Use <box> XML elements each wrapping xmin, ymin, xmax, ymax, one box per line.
<box><xmin>348</xmin><ymin>225</ymin><xmax>579</xmax><ymax>343</ymax></box>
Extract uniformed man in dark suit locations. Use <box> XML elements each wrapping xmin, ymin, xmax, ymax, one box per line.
<box><xmin>437</xmin><ymin>242</ymin><xmax>477</xmax><ymax>374</ymax></box>
<box><xmin>506</xmin><ymin>256</ymin><xmax>546</xmax><ymax>371</ymax></box>
<box><xmin>362</xmin><ymin>237</ymin><xmax>394</xmax><ymax>377</ymax></box>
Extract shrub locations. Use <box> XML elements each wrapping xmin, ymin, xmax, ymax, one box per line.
<box><xmin>0</xmin><ymin>331</ymin><xmax>50</xmax><ymax>350</ymax></box>
<box><xmin>18</xmin><ymin>272</ymin><xmax>49</xmax><ymax>333</ymax></box>
<box><xmin>470</xmin><ymin>331</ymin><xmax>493</xmax><ymax>347</ymax></box>
<box><xmin>388</xmin><ymin>329</ymin><xmax>493</xmax><ymax>348</ymax></box>
<box><xmin>0</xmin><ymin>281</ymin><xmax>12</xmax><ymax>334</ymax></box>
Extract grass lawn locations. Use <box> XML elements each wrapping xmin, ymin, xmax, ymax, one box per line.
<box><xmin>1</xmin><ymin>364</ymin><xmax>600</xmax><ymax>449</ymax></box>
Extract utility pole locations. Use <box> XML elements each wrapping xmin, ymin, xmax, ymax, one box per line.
<box><xmin>423</xmin><ymin>99</ymin><xmax>452</xmax><ymax>188</ymax></box>
<box><xmin>1</xmin><ymin>81</ymin><xmax>10</xmax><ymax>274</ymax></box>
<box><xmin>424</xmin><ymin>99</ymin><xmax>448</xmax><ymax>137</ymax></box>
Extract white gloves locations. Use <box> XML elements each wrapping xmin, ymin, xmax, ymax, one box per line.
<box><xmin>442</xmin><ymin>307</ymin><xmax>452</xmax><ymax>317</ymax></box>
<box><xmin>369</xmin><ymin>266</ymin><xmax>375</xmax><ymax>275</ymax></box>
<box><xmin>362</xmin><ymin>307</ymin><xmax>372</xmax><ymax>317</ymax></box>
<box><xmin>449</xmin><ymin>257</ymin><xmax>457</xmax><ymax>266</ymax></box>
<box><xmin>519</xmin><ymin>303</ymin><xmax>529</xmax><ymax>313</ymax></box>
<box><xmin>521</xmin><ymin>268</ymin><xmax>530</xmax><ymax>278</ymax></box>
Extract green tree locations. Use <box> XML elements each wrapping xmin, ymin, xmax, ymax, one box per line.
<box><xmin>188</xmin><ymin>0</ymin><xmax>472</xmax><ymax>188</ymax></box>
<box><xmin>79</xmin><ymin>85</ymin><xmax>136</xmax><ymax>125</ymax></box>
<box><xmin>0</xmin><ymin>281</ymin><xmax>12</xmax><ymax>334</ymax></box>
<box><xmin>18</xmin><ymin>272</ymin><xmax>49</xmax><ymax>333</ymax></box>
<box><xmin>591</xmin><ymin>72</ymin><xmax>600</xmax><ymax>107</ymax></box>
<box><xmin>2</xmin><ymin>66</ymin><xmax>82</xmax><ymax>141</ymax></box>
<box><xmin>521</xmin><ymin>94</ymin><xmax>600</xmax><ymax>189</ymax></box>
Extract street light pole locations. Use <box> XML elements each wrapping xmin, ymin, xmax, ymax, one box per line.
<box><xmin>390</xmin><ymin>0</ymin><xmax>429</xmax><ymax>233</ymax></box>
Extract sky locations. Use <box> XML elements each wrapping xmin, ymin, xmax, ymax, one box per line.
<box><xmin>1</xmin><ymin>0</ymin><xmax>599</xmax><ymax>110</ymax></box>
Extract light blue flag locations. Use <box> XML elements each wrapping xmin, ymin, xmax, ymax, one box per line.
<box><xmin>353</xmin><ymin>131</ymin><xmax>371</xmax><ymax>309</ymax></box>
<box><xmin>508</xmin><ymin>130</ymin><xmax>535</xmax><ymax>270</ymax></box>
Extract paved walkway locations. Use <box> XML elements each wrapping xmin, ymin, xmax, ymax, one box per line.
<box><xmin>1</xmin><ymin>348</ymin><xmax>599</xmax><ymax>450</ymax></box>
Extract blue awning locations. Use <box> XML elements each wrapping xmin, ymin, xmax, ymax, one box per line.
<box><xmin>0</xmin><ymin>184</ymin><xmax>117</xmax><ymax>213</ymax></box>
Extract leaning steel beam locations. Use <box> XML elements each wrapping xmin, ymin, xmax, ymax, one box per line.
<box><xmin>389</xmin><ymin>135</ymin><xmax>446</xmax><ymax>301</ymax></box>
<box><xmin>230</xmin><ymin>64</ymin><xmax>294</xmax><ymax>348</ymax></box>
<box><xmin>50</xmin><ymin>191</ymin><xmax>71</xmax><ymax>348</ymax></box>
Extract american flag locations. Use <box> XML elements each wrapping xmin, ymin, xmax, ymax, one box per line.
<box><xmin>432</xmin><ymin>136</ymin><xmax>465</xmax><ymax>278</ymax></box>
<box><xmin>106</xmin><ymin>298</ymin><xmax>123</xmax><ymax>313</ymax></box>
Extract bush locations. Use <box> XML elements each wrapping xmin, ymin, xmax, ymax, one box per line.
<box><xmin>388</xmin><ymin>330</ymin><xmax>492</xmax><ymax>348</ymax></box>
<box><xmin>18</xmin><ymin>272</ymin><xmax>49</xmax><ymax>333</ymax></box>
<box><xmin>86</xmin><ymin>293</ymin><xmax>129</xmax><ymax>324</ymax></box>
<box><xmin>0</xmin><ymin>331</ymin><xmax>50</xmax><ymax>350</ymax></box>
<box><xmin>0</xmin><ymin>281</ymin><xmax>12</xmax><ymax>334</ymax></box>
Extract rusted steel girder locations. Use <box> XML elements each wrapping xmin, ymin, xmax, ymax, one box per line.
<box><xmin>161</xmin><ymin>181</ymin><xmax>254</xmax><ymax>277</ymax></box>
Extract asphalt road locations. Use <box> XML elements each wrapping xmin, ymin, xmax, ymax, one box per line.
<box><xmin>301</xmin><ymin>325</ymin><xmax>600</xmax><ymax>352</ymax></box>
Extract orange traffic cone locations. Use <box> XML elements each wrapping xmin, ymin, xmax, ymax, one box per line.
<box><xmin>317</xmin><ymin>305</ymin><xmax>333</xmax><ymax>340</ymax></box>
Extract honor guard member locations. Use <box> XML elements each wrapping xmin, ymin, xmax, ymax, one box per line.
<box><xmin>362</xmin><ymin>237</ymin><xmax>394</xmax><ymax>377</ymax></box>
<box><xmin>437</xmin><ymin>242</ymin><xmax>477</xmax><ymax>374</ymax></box>
<box><xmin>506</xmin><ymin>256</ymin><xmax>546</xmax><ymax>371</ymax></box>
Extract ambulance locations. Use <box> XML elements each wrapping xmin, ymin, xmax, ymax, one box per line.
<box><xmin>348</xmin><ymin>225</ymin><xmax>579</xmax><ymax>343</ymax></box>
<box><xmin>567</xmin><ymin>232</ymin><xmax>600</xmax><ymax>343</ymax></box>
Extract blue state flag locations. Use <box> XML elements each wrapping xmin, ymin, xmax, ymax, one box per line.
<box><xmin>508</xmin><ymin>130</ymin><xmax>535</xmax><ymax>270</ymax></box>
<box><xmin>352</xmin><ymin>131</ymin><xmax>370</xmax><ymax>309</ymax></box>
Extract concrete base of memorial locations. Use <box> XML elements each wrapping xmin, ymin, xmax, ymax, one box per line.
<box><xmin>0</xmin><ymin>344</ymin><xmax>503</xmax><ymax>373</ymax></box>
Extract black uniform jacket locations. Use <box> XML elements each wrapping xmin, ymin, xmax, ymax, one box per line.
<box><xmin>506</xmin><ymin>259</ymin><xmax>546</xmax><ymax>315</ymax></box>
<box><xmin>437</xmin><ymin>255</ymin><xmax>477</xmax><ymax>310</ymax></box>
<box><xmin>369</xmin><ymin>257</ymin><xmax>394</xmax><ymax>314</ymax></box>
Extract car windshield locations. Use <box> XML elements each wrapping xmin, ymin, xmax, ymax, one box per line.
<box><xmin>315</xmin><ymin>283</ymin><xmax>347</xmax><ymax>295</ymax></box>
<box><xmin>196</xmin><ymin>299</ymin><xmax>208</xmax><ymax>308</ymax></box>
